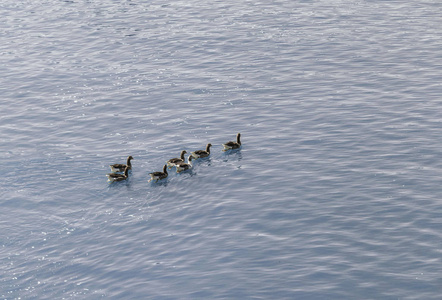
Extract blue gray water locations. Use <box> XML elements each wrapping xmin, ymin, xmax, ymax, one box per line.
<box><xmin>1</xmin><ymin>0</ymin><xmax>442</xmax><ymax>299</ymax></box>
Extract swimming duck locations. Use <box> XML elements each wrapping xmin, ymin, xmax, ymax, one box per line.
<box><xmin>191</xmin><ymin>143</ymin><xmax>212</xmax><ymax>159</ymax></box>
<box><xmin>110</xmin><ymin>155</ymin><xmax>134</xmax><ymax>173</ymax></box>
<box><xmin>175</xmin><ymin>155</ymin><xmax>193</xmax><ymax>173</ymax></box>
<box><xmin>166</xmin><ymin>150</ymin><xmax>187</xmax><ymax>168</ymax></box>
<box><xmin>222</xmin><ymin>133</ymin><xmax>241</xmax><ymax>151</ymax></box>
<box><xmin>106</xmin><ymin>166</ymin><xmax>130</xmax><ymax>182</ymax></box>
<box><xmin>148</xmin><ymin>165</ymin><xmax>168</xmax><ymax>182</ymax></box>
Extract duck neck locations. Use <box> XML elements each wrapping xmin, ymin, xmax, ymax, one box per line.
<box><xmin>237</xmin><ymin>134</ymin><xmax>241</xmax><ymax>145</ymax></box>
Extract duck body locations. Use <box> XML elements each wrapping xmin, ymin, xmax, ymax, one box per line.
<box><xmin>176</xmin><ymin>155</ymin><xmax>193</xmax><ymax>173</ymax></box>
<box><xmin>110</xmin><ymin>155</ymin><xmax>134</xmax><ymax>173</ymax></box>
<box><xmin>107</xmin><ymin>166</ymin><xmax>130</xmax><ymax>182</ymax></box>
<box><xmin>166</xmin><ymin>150</ymin><xmax>187</xmax><ymax>168</ymax></box>
<box><xmin>191</xmin><ymin>143</ymin><xmax>212</xmax><ymax>159</ymax></box>
<box><xmin>222</xmin><ymin>133</ymin><xmax>241</xmax><ymax>151</ymax></box>
<box><xmin>148</xmin><ymin>165</ymin><xmax>168</xmax><ymax>182</ymax></box>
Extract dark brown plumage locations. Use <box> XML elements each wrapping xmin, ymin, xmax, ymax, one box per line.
<box><xmin>110</xmin><ymin>155</ymin><xmax>134</xmax><ymax>172</ymax></box>
<box><xmin>191</xmin><ymin>143</ymin><xmax>212</xmax><ymax>159</ymax></box>
<box><xmin>148</xmin><ymin>165</ymin><xmax>168</xmax><ymax>182</ymax></box>
<box><xmin>222</xmin><ymin>133</ymin><xmax>241</xmax><ymax>151</ymax></box>
<box><xmin>166</xmin><ymin>150</ymin><xmax>187</xmax><ymax>168</ymax></box>
<box><xmin>107</xmin><ymin>166</ymin><xmax>130</xmax><ymax>182</ymax></box>
<box><xmin>175</xmin><ymin>155</ymin><xmax>193</xmax><ymax>173</ymax></box>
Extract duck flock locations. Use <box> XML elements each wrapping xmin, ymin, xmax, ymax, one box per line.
<box><xmin>106</xmin><ymin>133</ymin><xmax>242</xmax><ymax>183</ymax></box>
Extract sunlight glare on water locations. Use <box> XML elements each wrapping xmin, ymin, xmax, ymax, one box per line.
<box><xmin>1</xmin><ymin>0</ymin><xmax>442</xmax><ymax>298</ymax></box>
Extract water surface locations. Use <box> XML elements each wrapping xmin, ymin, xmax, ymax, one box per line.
<box><xmin>1</xmin><ymin>0</ymin><xmax>442</xmax><ymax>299</ymax></box>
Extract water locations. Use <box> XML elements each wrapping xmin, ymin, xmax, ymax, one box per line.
<box><xmin>1</xmin><ymin>0</ymin><xmax>442</xmax><ymax>298</ymax></box>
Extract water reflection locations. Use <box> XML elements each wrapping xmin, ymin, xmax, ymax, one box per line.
<box><xmin>222</xmin><ymin>149</ymin><xmax>242</xmax><ymax>162</ymax></box>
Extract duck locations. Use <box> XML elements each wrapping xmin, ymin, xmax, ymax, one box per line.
<box><xmin>191</xmin><ymin>143</ymin><xmax>212</xmax><ymax>159</ymax></box>
<box><xmin>222</xmin><ymin>133</ymin><xmax>241</xmax><ymax>151</ymax></box>
<box><xmin>166</xmin><ymin>150</ymin><xmax>187</xmax><ymax>168</ymax></box>
<box><xmin>148</xmin><ymin>165</ymin><xmax>168</xmax><ymax>182</ymax></box>
<box><xmin>175</xmin><ymin>155</ymin><xmax>194</xmax><ymax>173</ymax></box>
<box><xmin>106</xmin><ymin>166</ymin><xmax>130</xmax><ymax>182</ymax></box>
<box><xmin>109</xmin><ymin>155</ymin><xmax>134</xmax><ymax>173</ymax></box>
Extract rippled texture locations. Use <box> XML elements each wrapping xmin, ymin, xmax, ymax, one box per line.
<box><xmin>1</xmin><ymin>0</ymin><xmax>442</xmax><ymax>298</ymax></box>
